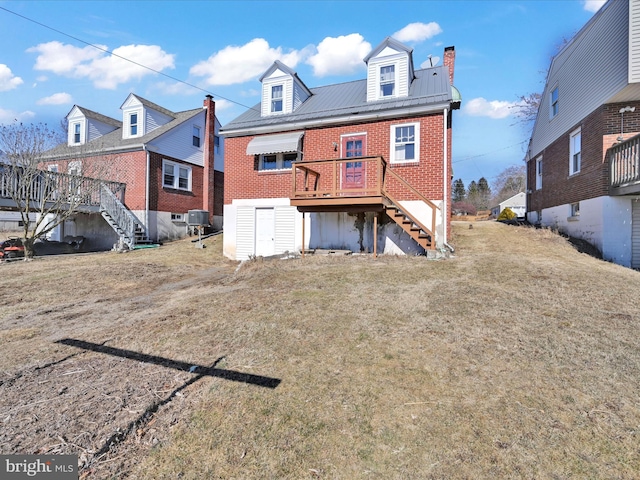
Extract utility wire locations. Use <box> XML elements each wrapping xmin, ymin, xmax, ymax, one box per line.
<box><xmin>0</xmin><ymin>5</ymin><xmax>259</xmax><ymax>112</ymax></box>
<box><xmin>453</xmin><ymin>140</ymin><xmax>528</xmax><ymax>164</ymax></box>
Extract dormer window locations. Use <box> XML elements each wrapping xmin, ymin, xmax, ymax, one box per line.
<box><xmin>271</xmin><ymin>85</ymin><xmax>283</xmax><ymax>113</ymax></box>
<box><xmin>130</xmin><ymin>113</ymin><xmax>138</xmax><ymax>136</ymax></box>
<box><xmin>73</xmin><ymin>123</ymin><xmax>81</xmax><ymax>144</ymax></box>
<box><xmin>380</xmin><ymin>65</ymin><xmax>395</xmax><ymax>97</ymax></box>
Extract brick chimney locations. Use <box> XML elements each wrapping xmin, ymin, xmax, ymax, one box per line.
<box><xmin>443</xmin><ymin>46</ymin><xmax>455</xmax><ymax>85</ymax></box>
<box><xmin>203</xmin><ymin>95</ymin><xmax>215</xmax><ymax>223</ymax></box>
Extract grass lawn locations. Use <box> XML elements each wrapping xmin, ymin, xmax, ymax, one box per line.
<box><xmin>1</xmin><ymin>221</ymin><xmax>639</xmax><ymax>479</ymax></box>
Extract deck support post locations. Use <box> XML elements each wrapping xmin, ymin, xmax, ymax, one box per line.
<box><xmin>301</xmin><ymin>211</ymin><xmax>305</xmax><ymax>258</ymax></box>
<box><xmin>373</xmin><ymin>213</ymin><xmax>378</xmax><ymax>258</ymax></box>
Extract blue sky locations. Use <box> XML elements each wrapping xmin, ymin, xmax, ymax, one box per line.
<box><xmin>0</xmin><ymin>0</ymin><xmax>605</xmax><ymax>187</ymax></box>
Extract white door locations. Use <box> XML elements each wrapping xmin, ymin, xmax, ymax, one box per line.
<box><xmin>255</xmin><ymin>208</ymin><xmax>275</xmax><ymax>257</ymax></box>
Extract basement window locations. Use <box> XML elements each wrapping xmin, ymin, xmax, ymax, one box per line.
<box><xmin>171</xmin><ymin>213</ymin><xmax>185</xmax><ymax>222</ymax></box>
<box><xmin>568</xmin><ymin>202</ymin><xmax>580</xmax><ymax>221</ymax></box>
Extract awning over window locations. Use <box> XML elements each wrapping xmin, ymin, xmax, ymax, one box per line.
<box><xmin>246</xmin><ymin>131</ymin><xmax>304</xmax><ymax>155</ymax></box>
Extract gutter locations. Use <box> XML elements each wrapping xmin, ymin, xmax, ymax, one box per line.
<box><xmin>220</xmin><ymin>102</ymin><xmax>452</xmax><ymax>137</ymax></box>
<box><xmin>442</xmin><ymin>107</ymin><xmax>448</xmax><ymax>246</ymax></box>
<box><xmin>143</xmin><ymin>144</ymin><xmax>150</xmax><ymax>241</ymax></box>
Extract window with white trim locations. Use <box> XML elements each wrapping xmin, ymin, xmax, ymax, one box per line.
<box><xmin>536</xmin><ymin>156</ymin><xmax>543</xmax><ymax>190</ymax></box>
<box><xmin>550</xmin><ymin>86</ymin><xmax>559</xmax><ymax>118</ymax></box>
<box><xmin>380</xmin><ymin>65</ymin><xmax>395</xmax><ymax>97</ymax></box>
<box><xmin>214</xmin><ymin>135</ymin><xmax>220</xmax><ymax>154</ymax></box>
<box><xmin>171</xmin><ymin>213</ymin><xmax>185</xmax><ymax>222</ymax></box>
<box><xmin>390</xmin><ymin>122</ymin><xmax>420</xmax><ymax>164</ymax></box>
<box><xmin>569</xmin><ymin>128</ymin><xmax>581</xmax><ymax>175</ymax></box>
<box><xmin>271</xmin><ymin>85</ymin><xmax>283</xmax><ymax>113</ymax></box>
<box><xmin>259</xmin><ymin>152</ymin><xmax>300</xmax><ymax>171</ymax></box>
<box><xmin>162</xmin><ymin>159</ymin><xmax>192</xmax><ymax>191</ymax></box>
<box><xmin>73</xmin><ymin>123</ymin><xmax>81</xmax><ymax>144</ymax></box>
<box><xmin>192</xmin><ymin>126</ymin><xmax>201</xmax><ymax>148</ymax></box>
<box><xmin>130</xmin><ymin>113</ymin><xmax>139</xmax><ymax>136</ymax></box>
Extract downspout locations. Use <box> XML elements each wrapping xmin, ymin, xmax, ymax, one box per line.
<box><xmin>143</xmin><ymin>144</ymin><xmax>150</xmax><ymax>240</ymax></box>
<box><xmin>442</xmin><ymin>108</ymin><xmax>454</xmax><ymax>253</ymax></box>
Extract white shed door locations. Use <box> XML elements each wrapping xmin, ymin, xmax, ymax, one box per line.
<box><xmin>632</xmin><ymin>199</ymin><xmax>640</xmax><ymax>269</ymax></box>
<box><xmin>255</xmin><ymin>208</ymin><xmax>275</xmax><ymax>257</ymax></box>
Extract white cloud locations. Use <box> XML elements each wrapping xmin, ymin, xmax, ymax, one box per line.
<box><xmin>153</xmin><ymin>81</ymin><xmax>201</xmax><ymax>96</ymax></box>
<box><xmin>37</xmin><ymin>92</ymin><xmax>73</xmax><ymax>105</ymax></box>
<box><xmin>0</xmin><ymin>64</ymin><xmax>24</xmax><ymax>91</ymax></box>
<box><xmin>393</xmin><ymin>22</ymin><xmax>443</xmax><ymax>43</ymax></box>
<box><xmin>190</xmin><ymin>38</ymin><xmax>304</xmax><ymax>86</ymax></box>
<box><xmin>463</xmin><ymin>97</ymin><xmax>520</xmax><ymax>119</ymax></box>
<box><xmin>583</xmin><ymin>0</ymin><xmax>606</xmax><ymax>12</ymax></box>
<box><xmin>306</xmin><ymin>34</ymin><xmax>372</xmax><ymax>77</ymax></box>
<box><xmin>0</xmin><ymin>108</ymin><xmax>35</xmax><ymax>124</ymax></box>
<box><xmin>27</xmin><ymin>41</ymin><xmax>175</xmax><ymax>89</ymax></box>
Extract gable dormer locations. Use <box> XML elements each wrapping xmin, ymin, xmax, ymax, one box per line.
<box><xmin>120</xmin><ymin>93</ymin><xmax>175</xmax><ymax>139</ymax></box>
<box><xmin>364</xmin><ymin>37</ymin><xmax>414</xmax><ymax>102</ymax></box>
<box><xmin>66</xmin><ymin>105</ymin><xmax>120</xmax><ymax>147</ymax></box>
<box><xmin>259</xmin><ymin>61</ymin><xmax>312</xmax><ymax>117</ymax></box>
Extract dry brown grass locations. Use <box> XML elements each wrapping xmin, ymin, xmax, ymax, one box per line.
<box><xmin>1</xmin><ymin>223</ymin><xmax>639</xmax><ymax>479</ymax></box>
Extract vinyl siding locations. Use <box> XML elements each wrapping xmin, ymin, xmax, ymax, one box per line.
<box><xmin>87</xmin><ymin>119</ymin><xmax>117</xmax><ymax>142</ymax></box>
<box><xmin>236</xmin><ymin>206</ymin><xmax>255</xmax><ymax>260</ymax></box>
<box><xmin>530</xmin><ymin>0</ymin><xmax>629</xmax><ymax>156</ymax></box>
<box><xmin>145</xmin><ymin>108</ymin><xmax>173</xmax><ymax>134</ymax></box>
<box><xmin>152</xmin><ymin>110</ymin><xmax>206</xmax><ymax>167</ymax></box>
<box><xmin>274</xmin><ymin>206</ymin><xmax>296</xmax><ymax>253</ymax></box>
<box><xmin>630</xmin><ymin>0</ymin><xmax>640</xmax><ymax>83</ymax></box>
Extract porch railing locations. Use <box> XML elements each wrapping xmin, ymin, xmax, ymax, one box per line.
<box><xmin>0</xmin><ymin>166</ymin><xmax>125</xmax><ymax>208</ymax></box>
<box><xmin>610</xmin><ymin>133</ymin><xmax>640</xmax><ymax>189</ymax></box>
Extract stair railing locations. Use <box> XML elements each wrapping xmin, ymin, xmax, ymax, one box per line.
<box><xmin>382</xmin><ymin>167</ymin><xmax>439</xmax><ymax>243</ymax></box>
<box><xmin>99</xmin><ymin>183</ymin><xmax>139</xmax><ymax>248</ymax></box>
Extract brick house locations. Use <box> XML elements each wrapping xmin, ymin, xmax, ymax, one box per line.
<box><xmin>221</xmin><ymin>37</ymin><xmax>460</xmax><ymax>260</ymax></box>
<box><xmin>526</xmin><ymin>0</ymin><xmax>640</xmax><ymax>267</ymax></box>
<box><xmin>41</xmin><ymin>94</ymin><xmax>223</xmax><ymax>250</ymax></box>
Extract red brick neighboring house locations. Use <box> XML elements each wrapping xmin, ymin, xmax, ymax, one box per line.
<box><xmin>526</xmin><ymin>0</ymin><xmax>640</xmax><ymax>268</ymax></box>
<box><xmin>41</xmin><ymin>94</ymin><xmax>223</xmax><ymax>250</ymax></box>
<box><xmin>221</xmin><ymin>38</ymin><xmax>460</xmax><ymax>260</ymax></box>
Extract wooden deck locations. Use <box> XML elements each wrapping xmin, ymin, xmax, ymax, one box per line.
<box><xmin>610</xmin><ymin>133</ymin><xmax>640</xmax><ymax>196</ymax></box>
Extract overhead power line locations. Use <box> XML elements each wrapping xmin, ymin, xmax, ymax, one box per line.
<box><xmin>0</xmin><ymin>5</ymin><xmax>258</xmax><ymax>112</ymax></box>
<box><xmin>452</xmin><ymin>140</ymin><xmax>528</xmax><ymax>164</ymax></box>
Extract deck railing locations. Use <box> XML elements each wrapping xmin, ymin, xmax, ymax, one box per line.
<box><xmin>292</xmin><ymin>156</ymin><xmax>386</xmax><ymax>199</ymax></box>
<box><xmin>0</xmin><ymin>166</ymin><xmax>125</xmax><ymax>208</ymax></box>
<box><xmin>610</xmin><ymin>133</ymin><xmax>640</xmax><ymax>189</ymax></box>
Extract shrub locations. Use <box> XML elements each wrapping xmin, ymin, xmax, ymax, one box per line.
<box><xmin>497</xmin><ymin>207</ymin><xmax>517</xmax><ymax>221</ymax></box>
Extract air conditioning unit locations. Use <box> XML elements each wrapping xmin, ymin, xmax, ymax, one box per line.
<box><xmin>187</xmin><ymin>210</ymin><xmax>209</xmax><ymax>226</ymax></box>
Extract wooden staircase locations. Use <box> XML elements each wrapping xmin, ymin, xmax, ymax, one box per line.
<box><xmin>385</xmin><ymin>204</ymin><xmax>434</xmax><ymax>251</ymax></box>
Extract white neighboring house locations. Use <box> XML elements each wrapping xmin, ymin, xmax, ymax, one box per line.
<box><xmin>492</xmin><ymin>192</ymin><xmax>526</xmax><ymax>218</ymax></box>
<box><xmin>526</xmin><ymin>0</ymin><xmax>640</xmax><ymax>267</ymax></box>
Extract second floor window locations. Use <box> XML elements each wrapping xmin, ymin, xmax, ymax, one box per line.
<box><xmin>214</xmin><ymin>135</ymin><xmax>220</xmax><ymax>154</ymax></box>
<box><xmin>536</xmin><ymin>156</ymin><xmax>543</xmax><ymax>190</ymax></box>
<box><xmin>390</xmin><ymin>123</ymin><xmax>419</xmax><ymax>163</ymax></box>
<box><xmin>380</xmin><ymin>65</ymin><xmax>395</xmax><ymax>97</ymax></box>
<box><xmin>193</xmin><ymin>126</ymin><xmax>201</xmax><ymax>147</ymax></box>
<box><xmin>73</xmin><ymin>123</ymin><xmax>81</xmax><ymax>144</ymax></box>
<box><xmin>130</xmin><ymin>113</ymin><xmax>138</xmax><ymax>136</ymax></box>
<box><xmin>271</xmin><ymin>85</ymin><xmax>283</xmax><ymax>113</ymax></box>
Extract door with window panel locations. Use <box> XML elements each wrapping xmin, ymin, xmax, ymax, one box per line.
<box><xmin>341</xmin><ymin>135</ymin><xmax>366</xmax><ymax>191</ymax></box>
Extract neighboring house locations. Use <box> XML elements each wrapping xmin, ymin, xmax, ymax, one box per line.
<box><xmin>491</xmin><ymin>192</ymin><xmax>526</xmax><ymax>218</ymax></box>
<box><xmin>526</xmin><ymin>0</ymin><xmax>640</xmax><ymax>268</ymax></box>
<box><xmin>221</xmin><ymin>37</ymin><xmax>460</xmax><ymax>260</ymax></box>
<box><xmin>41</xmin><ymin>94</ymin><xmax>224</xmax><ymax>250</ymax></box>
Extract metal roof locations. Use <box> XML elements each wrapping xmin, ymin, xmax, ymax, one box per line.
<box><xmin>221</xmin><ymin>65</ymin><xmax>455</xmax><ymax>136</ymax></box>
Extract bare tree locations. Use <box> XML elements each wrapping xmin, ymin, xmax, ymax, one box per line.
<box><xmin>492</xmin><ymin>164</ymin><xmax>526</xmax><ymax>205</ymax></box>
<box><xmin>0</xmin><ymin>122</ymin><xmax>118</xmax><ymax>258</ymax></box>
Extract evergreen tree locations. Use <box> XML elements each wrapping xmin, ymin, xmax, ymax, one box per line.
<box><xmin>477</xmin><ymin>177</ymin><xmax>491</xmax><ymax>210</ymax></box>
<box><xmin>452</xmin><ymin>178</ymin><xmax>466</xmax><ymax>202</ymax></box>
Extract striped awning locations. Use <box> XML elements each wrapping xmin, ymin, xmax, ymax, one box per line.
<box><xmin>246</xmin><ymin>131</ymin><xmax>304</xmax><ymax>155</ymax></box>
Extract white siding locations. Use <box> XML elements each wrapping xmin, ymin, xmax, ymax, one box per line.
<box><xmin>530</xmin><ymin>0</ymin><xmax>630</xmax><ymax>157</ymax></box>
<box><xmin>632</xmin><ymin>199</ymin><xmax>640</xmax><ymax>268</ymax></box>
<box><xmin>630</xmin><ymin>0</ymin><xmax>640</xmax><ymax>83</ymax></box>
<box><xmin>275</xmin><ymin>206</ymin><xmax>297</xmax><ymax>253</ymax></box>
<box><xmin>366</xmin><ymin>54</ymin><xmax>410</xmax><ymax>102</ymax></box>
<box><xmin>235</xmin><ymin>206</ymin><xmax>255</xmax><ymax>260</ymax></box>
<box><xmin>87</xmin><ymin>119</ymin><xmax>117</xmax><ymax>142</ymax></box>
<box><xmin>293</xmin><ymin>81</ymin><xmax>310</xmax><ymax>111</ymax></box>
<box><xmin>152</xmin><ymin>111</ymin><xmax>205</xmax><ymax>166</ymax></box>
<box><xmin>145</xmin><ymin>108</ymin><xmax>173</xmax><ymax>134</ymax></box>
